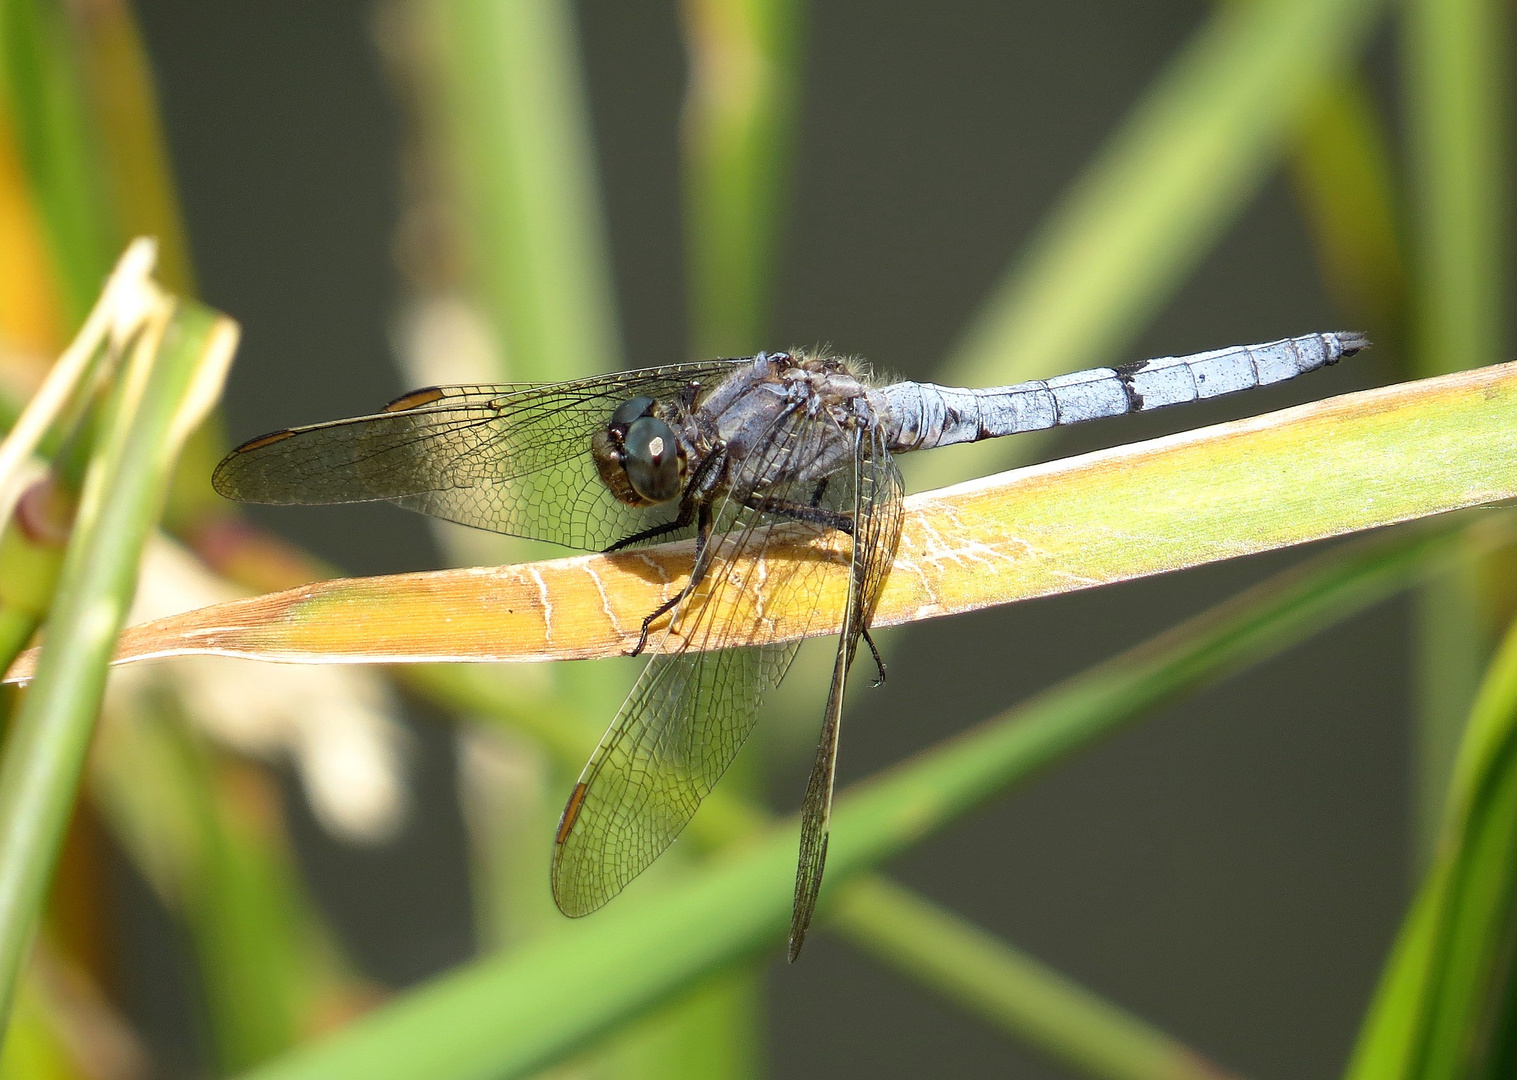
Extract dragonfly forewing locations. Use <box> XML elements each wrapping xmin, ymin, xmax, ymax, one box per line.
<box><xmin>211</xmin><ymin>363</ymin><xmax>744</xmax><ymax>551</ymax></box>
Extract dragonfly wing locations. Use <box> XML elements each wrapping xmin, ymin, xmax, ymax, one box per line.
<box><xmin>552</xmin><ymin>642</ymin><xmax>795</xmax><ymax>916</ymax></box>
<box><xmin>788</xmin><ymin>419</ymin><xmax>905</xmax><ymax>961</ymax></box>
<box><xmin>551</xmin><ymin>401</ymin><xmax>860</xmax><ymax>916</ymax></box>
<box><xmin>211</xmin><ymin>361</ymin><xmax>744</xmax><ymax>551</ymax></box>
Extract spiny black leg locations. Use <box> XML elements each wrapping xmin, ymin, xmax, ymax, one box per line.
<box><xmin>741</xmin><ymin>493</ymin><xmax>854</xmax><ymax>534</ymax></box>
<box><xmin>861</xmin><ymin>629</ymin><xmax>886</xmax><ymax>686</ymax></box>
<box><xmin>809</xmin><ymin>477</ymin><xmax>830</xmax><ymax>508</ymax></box>
<box><xmin>604</xmin><ymin>514</ymin><xmax>688</xmax><ymax>553</ymax></box>
<box><xmin>631</xmin><ymin>594</ymin><xmax>683</xmax><ymax>657</ymax></box>
<box><xmin>632</xmin><ymin>502</ymin><xmax>715</xmax><ymax>656</ymax></box>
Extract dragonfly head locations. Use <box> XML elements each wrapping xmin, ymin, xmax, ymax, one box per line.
<box><xmin>593</xmin><ymin>396</ymin><xmax>688</xmax><ymax>506</ymax></box>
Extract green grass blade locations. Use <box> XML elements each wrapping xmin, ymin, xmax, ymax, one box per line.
<box><xmin>1286</xmin><ymin>76</ymin><xmax>1407</xmax><ymax>344</ymax></box>
<box><xmin>91</xmin><ymin>671</ymin><xmax>366</xmax><ymax>1073</ymax></box>
<box><xmin>234</xmin><ymin>517</ymin><xmax>1485</xmax><ymax>1080</ymax></box>
<box><xmin>95</xmin><ymin>697</ymin><xmax>336</xmax><ymax>1072</ymax></box>
<box><xmin>1413</xmin><ymin>610</ymin><xmax>1517</xmax><ymax>1077</ymax></box>
<box><xmin>1404</xmin><ymin>0</ymin><xmax>1508</xmax><ymax>385</ymax></box>
<box><xmin>1402</xmin><ymin>0</ymin><xmax>1511</xmax><ymax>864</ymax></box>
<box><xmin>677</xmin><ymin>3</ymin><xmax>804</xmax><ymax>1069</ymax></box>
<box><xmin>1343</xmin><ymin>872</ymin><xmax>1443</xmax><ymax>1080</ymax></box>
<box><xmin>413</xmin><ymin>4</ymin><xmax>753</xmax><ymax>1070</ymax></box>
<box><xmin>0</xmin><ymin>238</ymin><xmax>155</xmax><ymax>527</ymax></box>
<box><xmin>0</xmin><ymin>293</ymin><xmax>235</xmax><ymax>1037</ymax></box>
<box><xmin>586</xmin><ymin>970</ymin><xmax>763</xmax><ymax>1080</ymax></box>
<box><xmin>682</xmin><ymin>0</ymin><xmax>803</xmax><ymax>357</ymax></box>
<box><xmin>917</xmin><ymin>0</ymin><xmax>1386</xmax><ymax>490</ymax></box>
<box><xmin>166</xmin><ymin>725</ymin><xmax>337</xmax><ymax>1072</ymax></box>
<box><xmin>0</xmin><ymin>488</ymin><xmax>67</xmax><ymax>668</ymax></box>
<box><xmin>424</xmin><ymin>673</ymin><xmax>1240</xmax><ymax>1080</ymax></box>
<box><xmin>1420</xmin><ymin>765</ymin><xmax>1517</xmax><ymax>1076</ymax></box>
<box><xmin>1346</xmin><ymin>607</ymin><xmax>1517</xmax><ymax>1080</ymax></box>
<box><xmin>65</xmin><ymin>0</ymin><xmax>195</xmax><ymax>298</ymax></box>
<box><xmin>0</xmin><ymin>0</ymin><xmax>116</xmax><ymax>325</ymax></box>
<box><xmin>0</xmin><ymin>973</ymin><xmax>75</xmax><ymax>1080</ymax></box>
<box><xmin>190</xmin><ymin>778</ymin><xmax>331</xmax><ymax>1071</ymax></box>
<box><xmin>405</xmin><ymin>6</ymin><xmax>704</xmax><ymax>1072</ymax></box>
<box><xmin>425</xmin><ymin>0</ymin><xmax>620</xmax><ymax>382</ymax></box>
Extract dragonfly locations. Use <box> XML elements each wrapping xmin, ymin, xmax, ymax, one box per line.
<box><xmin>212</xmin><ymin>330</ymin><xmax>1365</xmax><ymax>959</ymax></box>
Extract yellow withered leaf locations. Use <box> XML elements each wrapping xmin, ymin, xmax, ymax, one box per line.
<box><xmin>7</xmin><ymin>361</ymin><xmax>1517</xmax><ymax>682</ymax></box>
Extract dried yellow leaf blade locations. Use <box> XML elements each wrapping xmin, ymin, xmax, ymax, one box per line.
<box><xmin>892</xmin><ymin>360</ymin><xmax>1517</xmax><ymax>621</ymax></box>
<box><xmin>109</xmin><ymin>556</ymin><xmax>693</xmax><ymax>666</ymax></box>
<box><xmin>6</xmin><ymin>360</ymin><xmax>1515</xmax><ymax>682</ymax></box>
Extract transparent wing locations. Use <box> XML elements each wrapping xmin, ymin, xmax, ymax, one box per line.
<box><xmin>789</xmin><ymin>418</ymin><xmax>904</xmax><ymax>960</ymax></box>
<box><xmin>551</xmin><ymin>402</ymin><xmax>865</xmax><ymax>917</ymax></box>
<box><xmin>211</xmin><ymin>361</ymin><xmax>746</xmax><ymax>551</ymax></box>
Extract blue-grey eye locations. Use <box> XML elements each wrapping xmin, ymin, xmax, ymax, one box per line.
<box><xmin>621</xmin><ymin>416</ymin><xmax>684</xmax><ymax>503</ymax></box>
<box><xmin>610</xmin><ymin>396</ymin><xmax>656</xmax><ymax>428</ymax></box>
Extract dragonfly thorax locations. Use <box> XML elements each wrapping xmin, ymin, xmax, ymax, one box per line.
<box><xmin>592</xmin><ymin>395</ymin><xmax>689</xmax><ymax>506</ymax></box>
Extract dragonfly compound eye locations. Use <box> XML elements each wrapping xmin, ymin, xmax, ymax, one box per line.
<box><xmin>620</xmin><ymin>416</ymin><xmax>685</xmax><ymax>504</ymax></box>
<box><xmin>609</xmin><ymin>396</ymin><xmax>656</xmax><ymax>427</ymax></box>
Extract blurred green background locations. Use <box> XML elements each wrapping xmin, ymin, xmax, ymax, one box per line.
<box><xmin>132</xmin><ymin>1</ymin><xmax>1400</xmax><ymax>1075</ymax></box>
<box><xmin>1</xmin><ymin>0</ymin><xmax>1513</xmax><ymax>1078</ymax></box>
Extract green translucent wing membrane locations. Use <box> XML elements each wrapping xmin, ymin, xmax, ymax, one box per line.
<box><xmin>212</xmin><ymin>362</ymin><xmax>744</xmax><ymax>551</ymax></box>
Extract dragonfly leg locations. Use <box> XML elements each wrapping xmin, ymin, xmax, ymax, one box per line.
<box><xmin>741</xmin><ymin>493</ymin><xmax>854</xmax><ymax>534</ymax></box>
<box><xmin>861</xmin><ymin>628</ymin><xmax>886</xmax><ymax>686</ymax></box>
<box><xmin>604</xmin><ymin>513</ymin><xmax>689</xmax><ymax>552</ymax></box>
<box><xmin>631</xmin><ymin>502</ymin><xmax>715</xmax><ymax>656</ymax></box>
<box><xmin>631</xmin><ymin>595</ymin><xmax>681</xmax><ymax>656</ymax></box>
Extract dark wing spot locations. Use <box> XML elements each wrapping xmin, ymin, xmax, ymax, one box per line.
<box><xmin>233</xmin><ymin>429</ymin><xmax>297</xmax><ymax>453</ymax></box>
<box><xmin>384</xmin><ymin>386</ymin><xmax>448</xmax><ymax>412</ymax></box>
<box><xmin>555</xmin><ymin>782</ymin><xmax>589</xmax><ymax>845</ymax></box>
<box><xmin>1114</xmin><ymin>358</ymin><xmax>1150</xmax><ymax>375</ymax></box>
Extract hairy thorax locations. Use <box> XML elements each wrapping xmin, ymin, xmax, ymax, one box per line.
<box><xmin>693</xmin><ymin>351</ymin><xmax>885</xmax><ymax>491</ymax></box>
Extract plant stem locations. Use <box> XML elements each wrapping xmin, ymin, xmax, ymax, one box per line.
<box><xmin>426</xmin><ymin>0</ymin><xmax>619</xmax><ymax>383</ymax></box>
<box><xmin>0</xmin><ymin>297</ymin><xmax>233</xmax><ymax>1038</ymax></box>
<box><xmin>1403</xmin><ymin>0</ymin><xmax>1511</xmax><ymax>862</ymax></box>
